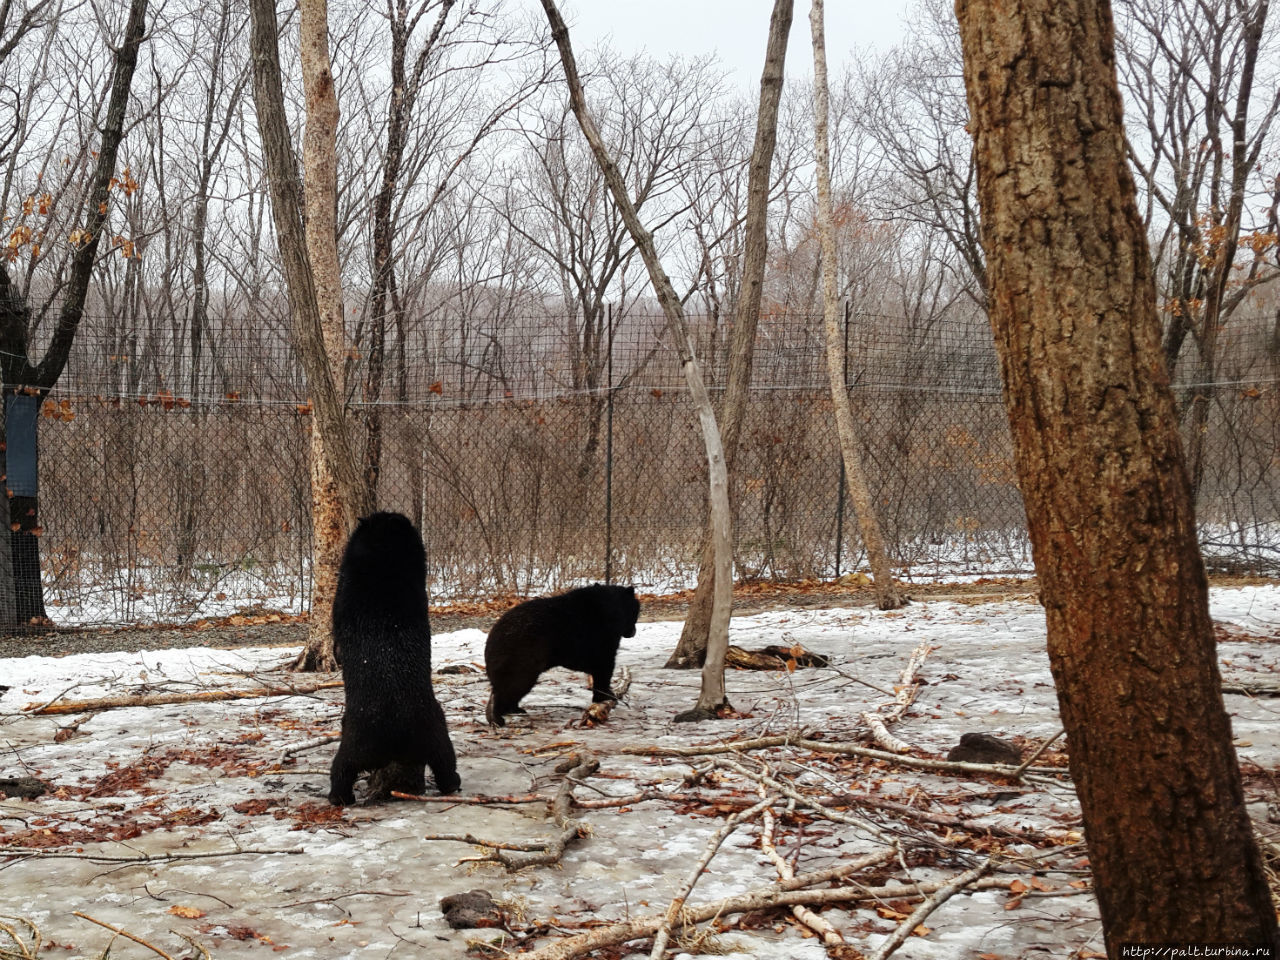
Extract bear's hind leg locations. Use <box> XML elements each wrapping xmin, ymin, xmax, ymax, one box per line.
<box><xmin>328</xmin><ymin>745</ymin><xmax>361</xmax><ymax>806</ymax></box>
<box><xmin>486</xmin><ymin>674</ymin><xmax>538</xmax><ymax>726</ymax></box>
<box><xmin>424</xmin><ymin>702</ymin><xmax>460</xmax><ymax>793</ymax></box>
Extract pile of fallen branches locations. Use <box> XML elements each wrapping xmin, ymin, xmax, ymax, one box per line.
<box><xmin>437</xmin><ymin>727</ymin><xmax>1083</xmax><ymax>959</ymax></box>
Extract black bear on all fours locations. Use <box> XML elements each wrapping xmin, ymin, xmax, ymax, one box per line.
<box><xmin>484</xmin><ymin>583</ymin><xmax>641</xmax><ymax>726</ymax></box>
<box><xmin>328</xmin><ymin>512</ymin><xmax>460</xmax><ymax>806</ymax></box>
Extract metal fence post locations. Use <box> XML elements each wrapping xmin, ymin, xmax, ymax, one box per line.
<box><xmin>605</xmin><ymin>302</ymin><xmax>615</xmax><ymax>584</ymax></box>
<box><xmin>833</xmin><ymin>300</ymin><xmax>850</xmax><ymax>577</ymax></box>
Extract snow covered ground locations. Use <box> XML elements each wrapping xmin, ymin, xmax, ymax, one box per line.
<box><xmin>1</xmin><ymin>585</ymin><xmax>1277</xmax><ymax>959</ymax></box>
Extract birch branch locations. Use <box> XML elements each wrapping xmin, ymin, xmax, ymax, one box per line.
<box><xmin>24</xmin><ymin>681</ymin><xmax>343</xmax><ymax>716</ymax></box>
<box><xmin>758</xmin><ymin>785</ymin><xmax>848</xmax><ymax>950</ymax></box>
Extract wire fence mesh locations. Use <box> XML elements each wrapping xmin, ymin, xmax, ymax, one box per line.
<box><xmin>13</xmin><ymin>308</ymin><xmax>1280</xmax><ymax>626</ymax></box>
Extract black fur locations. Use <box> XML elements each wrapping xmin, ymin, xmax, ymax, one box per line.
<box><xmin>328</xmin><ymin>512</ymin><xmax>460</xmax><ymax>805</ymax></box>
<box><xmin>484</xmin><ymin>584</ymin><xmax>640</xmax><ymax>726</ymax></box>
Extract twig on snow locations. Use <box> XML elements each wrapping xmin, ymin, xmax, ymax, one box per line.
<box><xmin>1011</xmin><ymin>727</ymin><xmax>1066</xmax><ymax>780</ymax></box>
<box><xmin>830</xmin><ymin>792</ymin><xmax>1071</xmax><ymax>842</ymax></box>
<box><xmin>514</xmin><ymin>876</ymin><xmax>1001</xmax><ymax>960</ymax></box>
<box><xmin>73</xmin><ymin>912</ymin><xmax>179</xmax><ymax>960</ymax></box>
<box><xmin>392</xmin><ymin>791</ymin><xmax>549</xmax><ymax>806</ymax></box>
<box><xmin>1</xmin><ymin>846</ymin><xmax>304</xmax><ymax>865</ymax></box>
<box><xmin>864</xmin><ymin>858</ymin><xmax>993</xmax><ymax>960</ymax></box>
<box><xmin>649</xmin><ymin>795</ymin><xmax>775</xmax><ymax>959</ymax></box>
<box><xmin>0</xmin><ymin>915</ymin><xmax>41</xmax><ymax>959</ymax></box>
<box><xmin>715</xmin><ymin>757</ymin><xmax>889</xmax><ymax>842</ymax></box>
<box><xmin>615</xmin><ymin>735</ymin><xmax>1066</xmax><ymax>779</ymax></box>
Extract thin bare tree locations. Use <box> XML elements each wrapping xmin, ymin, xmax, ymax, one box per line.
<box><xmin>1117</xmin><ymin>0</ymin><xmax>1278</xmax><ymax>498</ymax></box>
<box><xmin>810</xmin><ymin>0</ymin><xmax>903</xmax><ymax>610</ymax></box>
<box><xmin>0</xmin><ymin>0</ymin><xmax>148</xmax><ymax>627</ymax></box>
<box><xmin>667</xmin><ymin>0</ymin><xmax>795</xmax><ymax>668</ymax></box>
<box><xmin>539</xmin><ymin>0</ymin><xmax>733</xmax><ymax>720</ymax></box>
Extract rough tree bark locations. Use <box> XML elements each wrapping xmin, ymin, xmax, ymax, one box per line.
<box><xmin>666</xmin><ymin>0</ymin><xmax>793</xmax><ymax>669</ymax></box>
<box><xmin>955</xmin><ymin>0</ymin><xmax>1279</xmax><ymax>952</ymax></box>
<box><xmin>810</xmin><ymin>0</ymin><xmax>903</xmax><ymax>611</ymax></box>
<box><xmin>540</xmin><ymin>0</ymin><xmax>732</xmax><ymax>719</ymax></box>
<box><xmin>248</xmin><ymin>0</ymin><xmax>374</xmax><ymax>669</ymax></box>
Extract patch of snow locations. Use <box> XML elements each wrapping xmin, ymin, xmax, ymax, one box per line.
<box><xmin>0</xmin><ymin>586</ymin><xmax>1276</xmax><ymax>958</ymax></box>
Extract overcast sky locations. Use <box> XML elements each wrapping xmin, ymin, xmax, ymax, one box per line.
<box><xmin>562</xmin><ymin>0</ymin><xmax>916</xmax><ymax>86</ymax></box>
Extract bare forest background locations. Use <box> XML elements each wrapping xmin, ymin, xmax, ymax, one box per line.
<box><xmin>0</xmin><ymin>0</ymin><xmax>1277</xmax><ymax>625</ymax></box>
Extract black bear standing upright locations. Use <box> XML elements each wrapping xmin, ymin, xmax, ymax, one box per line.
<box><xmin>328</xmin><ymin>512</ymin><xmax>460</xmax><ymax>805</ymax></box>
<box><xmin>484</xmin><ymin>584</ymin><xmax>640</xmax><ymax>726</ymax></box>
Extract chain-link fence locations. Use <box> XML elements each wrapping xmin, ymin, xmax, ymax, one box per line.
<box><xmin>12</xmin><ymin>308</ymin><xmax>1280</xmax><ymax>626</ymax></box>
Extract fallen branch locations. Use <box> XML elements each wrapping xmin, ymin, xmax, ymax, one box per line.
<box><xmin>516</xmin><ymin>876</ymin><xmax>1000</xmax><ymax>960</ymax></box>
<box><xmin>572</xmin><ymin>789</ymin><xmax>673</xmax><ymax>810</ymax></box>
<box><xmin>73</xmin><ymin>912</ymin><xmax>178</xmax><ymax>960</ymax></box>
<box><xmin>831</xmin><ymin>793</ymin><xmax>1070</xmax><ymax>841</ymax></box>
<box><xmin>0</xmin><ymin>916</ymin><xmax>41</xmax><ymax>959</ymax></box>
<box><xmin>25</xmin><ymin>682</ymin><xmax>343</xmax><ymax>716</ymax></box>
<box><xmin>278</xmin><ymin>735</ymin><xmax>340</xmax><ymax>764</ymax></box>
<box><xmin>759</xmin><ymin>783</ymin><xmax>849</xmax><ymax>951</ymax></box>
<box><xmin>861</xmin><ymin>712</ymin><xmax>913</xmax><ymax>754</ymax></box>
<box><xmin>860</xmin><ymin>642</ymin><xmax>933</xmax><ymax>754</ymax></box>
<box><xmin>716</xmin><ymin>757</ymin><xmax>889</xmax><ymax>842</ymax></box>
<box><xmin>419</xmin><ymin>833</ymin><xmax>556</xmax><ymax>852</ymax></box>
<box><xmin>392</xmin><ymin>791</ymin><xmax>549</xmax><ymax>806</ymax></box>
<box><xmin>615</xmin><ymin>735</ymin><xmax>1065</xmax><ymax>779</ymax></box>
<box><xmin>455</xmin><ymin>752</ymin><xmax>599</xmax><ymax>872</ymax></box>
<box><xmin>649</xmin><ymin>795</ymin><xmax>774</xmax><ymax>959</ymax></box>
<box><xmin>865</xmin><ymin>858</ymin><xmax>992</xmax><ymax>960</ymax></box>
<box><xmin>1221</xmin><ymin>679</ymin><xmax>1280</xmax><ymax>698</ymax></box>
<box><xmin>1</xmin><ymin>847</ymin><xmax>305</xmax><ymax>863</ymax></box>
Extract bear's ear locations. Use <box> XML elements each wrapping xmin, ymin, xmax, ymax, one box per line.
<box><xmin>626</xmin><ymin>585</ymin><xmax>636</xmax><ymax>595</ymax></box>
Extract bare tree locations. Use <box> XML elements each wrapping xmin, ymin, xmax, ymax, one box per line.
<box><xmin>1116</xmin><ymin>0</ymin><xmax>1279</xmax><ymax>497</ymax></box>
<box><xmin>492</xmin><ymin>53</ymin><xmax>720</xmax><ymax>485</ymax></box>
<box><xmin>810</xmin><ymin>0</ymin><xmax>902</xmax><ymax>611</ymax></box>
<box><xmin>956</xmin><ymin>0</ymin><xmax>1278</xmax><ymax>950</ymax></box>
<box><xmin>0</xmin><ymin>0</ymin><xmax>147</xmax><ymax>627</ymax></box>
<box><xmin>539</xmin><ymin>0</ymin><xmax>733</xmax><ymax>720</ymax></box>
<box><xmin>248</xmin><ymin>0</ymin><xmax>373</xmax><ymax>669</ymax></box>
<box><xmin>859</xmin><ymin>0</ymin><xmax>987</xmax><ymax>305</ymax></box>
<box><xmin>355</xmin><ymin>0</ymin><xmax>547</xmax><ymax>496</ymax></box>
<box><xmin>666</xmin><ymin>0</ymin><xmax>794</xmax><ymax>668</ymax></box>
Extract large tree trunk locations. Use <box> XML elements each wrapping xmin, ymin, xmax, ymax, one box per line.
<box><xmin>666</xmin><ymin>0</ymin><xmax>794</xmax><ymax>669</ymax></box>
<box><xmin>297</xmin><ymin>0</ymin><xmax>351</xmax><ymax>668</ymax></box>
<box><xmin>810</xmin><ymin>0</ymin><xmax>903</xmax><ymax>611</ymax></box>
<box><xmin>540</xmin><ymin>0</ymin><xmax>732</xmax><ymax>719</ymax></box>
<box><xmin>248</xmin><ymin>0</ymin><xmax>373</xmax><ymax>670</ymax></box>
<box><xmin>955</xmin><ymin>0</ymin><xmax>1278</xmax><ymax>952</ymax></box>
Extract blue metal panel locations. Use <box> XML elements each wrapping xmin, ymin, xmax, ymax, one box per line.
<box><xmin>4</xmin><ymin>393</ymin><xmax>39</xmax><ymax>497</ymax></box>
